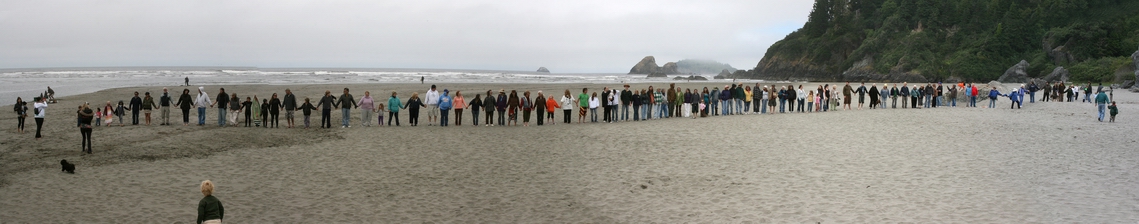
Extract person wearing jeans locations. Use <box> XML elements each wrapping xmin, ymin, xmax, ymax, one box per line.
<box><xmin>1095</xmin><ymin>91</ymin><xmax>1109</xmax><ymax>121</ymax></box>
<box><xmin>194</xmin><ymin>87</ymin><xmax>211</xmax><ymax>125</ymax></box>
<box><xmin>337</xmin><ymin>88</ymin><xmax>357</xmax><ymax>128</ymax></box>
<box><xmin>438</xmin><ymin>89</ymin><xmax>452</xmax><ymax>127</ymax></box>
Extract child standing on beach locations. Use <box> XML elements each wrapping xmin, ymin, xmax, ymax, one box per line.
<box><xmin>299</xmin><ymin>98</ymin><xmax>316</xmax><ymax>129</ymax></box>
<box><xmin>94</xmin><ymin>108</ymin><xmax>102</xmax><ymax>127</ymax></box>
<box><xmin>376</xmin><ymin>103</ymin><xmax>386</xmax><ymax>127</ymax></box>
<box><xmin>1109</xmin><ymin>101</ymin><xmax>1118</xmax><ymax>122</ymax></box>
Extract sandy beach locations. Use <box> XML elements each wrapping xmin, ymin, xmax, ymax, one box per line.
<box><xmin>1</xmin><ymin>82</ymin><xmax>1136</xmax><ymax>223</ymax></box>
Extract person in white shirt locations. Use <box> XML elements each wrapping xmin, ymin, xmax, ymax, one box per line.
<box><xmin>424</xmin><ymin>85</ymin><xmax>440</xmax><ymax>126</ymax></box>
<box><xmin>34</xmin><ymin>97</ymin><xmax>48</xmax><ymax>139</ymax></box>
<box><xmin>588</xmin><ymin>93</ymin><xmax>599</xmax><ymax>123</ymax></box>
<box><xmin>796</xmin><ymin>86</ymin><xmax>807</xmax><ymax>113</ymax></box>
<box><xmin>195</xmin><ymin>87</ymin><xmax>212</xmax><ymax>125</ymax></box>
<box><xmin>559</xmin><ymin>90</ymin><xmax>574</xmax><ymax>124</ymax></box>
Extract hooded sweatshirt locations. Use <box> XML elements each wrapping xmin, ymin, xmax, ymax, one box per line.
<box><xmin>195</xmin><ymin>87</ymin><xmax>212</xmax><ymax>108</ymax></box>
<box><xmin>388</xmin><ymin>96</ymin><xmax>403</xmax><ymax>113</ymax></box>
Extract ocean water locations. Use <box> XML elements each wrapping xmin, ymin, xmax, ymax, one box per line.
<box><xmin>0</xmin><ymin>67</ymin><xmax>733</xmax><ymax>103</ymax></box>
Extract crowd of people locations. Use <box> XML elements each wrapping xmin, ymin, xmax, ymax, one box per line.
<box><xmin>13</xmin><ymin>81</ymin><xmax>1121</xmax><ymax>154</ymax></box>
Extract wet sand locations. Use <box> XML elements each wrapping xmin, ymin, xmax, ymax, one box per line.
<box><xmin>1</xmin><ymin>82</ymin><xmax>1136</xmax><ymax>222</ymax></box>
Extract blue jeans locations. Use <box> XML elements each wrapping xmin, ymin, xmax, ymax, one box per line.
<box><xmin>735</xmin><ymin>99</ymin><xmax>742</xmax><ymax>114</ymax></box>
<box><xmin>951</xmin><ymin>98</ymin><xmax>957</xmax><ymax>107</ymax></box>
<box><xmin>471</xmin><ymin>110</ymin><xmax>479</xmax><ymax>126</ymax></box>
<box><xmin>197</xmin><ymin>107</ymin><xmax>207</xmax><ymax>125</ymax></box>
<box><xmin>1098</xmin><ymin>104</ymin><xmax>1106</xmax><ymax>121</ymax></box>
<box><xmin>217</xmin><ymin>108</ymin><xmax>226</xmax><ymax>126</ymax></box>
<box><xmin>341</xmin><ymin>108</ymin><xmax>351</xmax><ymax>127</ymax></box>
<box><xmin>970</xmin><ymin>96</ymin><xmax>977</xmax><ymax>107</ymax></box>
<box><xmin>590</xmin><ymin>108</ymin><xmax>597</xmax><ymax>122</ymax></box>
<box><xmin>721</xmin><ymin>101</ymin><xmax>729</xmax><ymax>115</ymax></box>
<box><xmin>1029</xmin><ymin>92</ymin><xmax>1036</xmax><ymax>103</ymax></box>
<box><xmin>989</xmin><ymin>98</ymin><xmax>997</xmax><ymax>108</ymax></box>
<box><xmin>621</xmin><ymin>104</ymin><xmax>629</xmax><ymax>121</ymax></box>
<box><xmin>779</xmin><ymin>99</ymin><xmax>786</xmax><ymax>113</ymax></box>
<box><xmin>642</xmin><ymin>104</ymin><xmax>649</xmax><ymax>120</ymax></box>
<box><xmin>440</xmin><ymin>109</ymin><xmax>449</xmax><ymax>126</ymax></box>
<box><xmin>658</xmin><ymin>104</ymin><xmax>667</xmax><ymax>118</ymax></box>
<box><xmin>760</xmin><ymin>99</ymin><xmax>768</xmax><ymax>113</ymax></box>
<box><xmin>632</xmin><ymin>105</ymin><xmax>640</xmax><ymax>121</ymax></box>
<box><xmin>1084</xmin><ymin>93</ymin><xmax>1092</xmax><ymax>103</ymax></box>
<box><xmin>925</xmin><ymin>96</ymin><xmax>932</xmax><ymax>108</ymax></box>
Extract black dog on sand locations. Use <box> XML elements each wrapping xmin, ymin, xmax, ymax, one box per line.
<box><xmin>61</xmin><ymin>160</ymin><xmax>75</xmax><ymax>174</ymax></box>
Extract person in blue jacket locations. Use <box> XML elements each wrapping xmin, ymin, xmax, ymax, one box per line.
<box><xmin>988</xmin><ymin>87</ymin><xmax>1002</xmax><ymax>109</ymax></box>
<box><xmin>438</xmin><ymin>89</ymin><xmax>452</xmax><ymax>127</ymax></box>
<box><xmin>1007</xmin><ymin>87</ymin><xmax>1021</xmax><ymax>109</ymax></box>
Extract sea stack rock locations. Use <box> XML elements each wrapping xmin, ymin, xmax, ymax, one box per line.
<box><xmin>629</xmin><ymin>56</ymin><xmax>661</xmax><ymax>74</ymax></box>
<box><xmin>537</xmin><ymin>67</ymin><xmax>550</xmax><ymax>73</ymax></box>
<box><xmin>661</xmin><ymin>62</ymin><xmax>679</xmax><ymax>74</ymax></box>
<box><xmin>713</xmin><ymin>69</ymin><xmax>731</xmax><ymax>79</ymax></box>
<box><xmin>647</xmin><ymin>72</ymin><xmax>668</xmax><ymax>78</ymax></box>
<box><xmin>998</xmin><ymin>60</ymin><xmax>1030</xmax><ymax>83</ymax></box>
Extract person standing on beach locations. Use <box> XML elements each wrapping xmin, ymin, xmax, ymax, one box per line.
<box><xmin>268</xmin><ymin>93</ymin><xmax>282</xmax><ymax>128</ymax></box>
<box><xmin>854</xmin><ymin>83</ymin><xmax>867</xmax><ymax>110</ymax></box>
<box><xmin>601</xmin><ymin>87</ymin><xmax>611</xmax><ymax>122</ymax></box>
<box><xmin>987</xmin><ymin>87</ymin><xmax>1001</xmax><ymax>108</ymax></box>
<box><xmin>841</xmin><ymin>82</ymin><xmax>853</xmax><ymax>110</ymax></box>
<box><xmin>796</xmin><ymin>85</ymin><xmax>806</xmax><ymax>112</ymax></box>
<box><xmin>197</xmin><ymin>180</ymin><xmax>224</xmax><ymax>224</ymax></box>
<box><xmin>708</xmin><ymin>87</ymin><xmax>720</xmax><ymax>115</ymax></box>
<box><xmin>241</xmin><ymin>97</ymin><xmax>253</xmax><ymax>127</ymax></box>
<box><xmin>33</xmin><ymin>97</ymin><xmax>47</xmax><ymax>139</ymax></box>
<box><xmin>630</xmin><ymin>90</ymin><xmax>640</xmax><ymax>121</ymax></box>
<box><xmin>948</xmin><ymin>85</ymin><xmax>958</xmax><ymax>107</ymax></box>
<box><xmin>485</xmin><ymin>90</ymin><xmax>497</xmax><ymax>126</ymax></box>
<box><xmin>195</xmin><ymin>87</ymin><xmax>212</xmax><ymax>126</ymax></box>
<box><xmin>129</xmin><ymin>91</ymin><xmax>142</xmax><ymax>125</ymax></box>
<box><xmin>14</xmin><ymin>98</ymin><xmax>27</xmax><ymax>134</ymax></box>
<box><xmin>337</xmin><ymin>88</ymin><xmax>357</xmax><ymax>128</ymax></box>
<box><xmin>562</xmin><ymin>89</ymin><xmax>578</xmax><ymax>124</ymax></box>
<box><xmin>282</xmin><ymin>89</ymin><xmax>297</xmax><ymax>128</ymax></box>
<box><xmin>227</xmin><ymin>94</ymin><xmax>240</xmax><ymax>126</ymax></box>
<box><xmin>1042</xmin><ymin>82</ymin><xmax>1052</xmax><ymax>102</ymax></box>
<box><xmin>184</xmin><ymin>77</ymin><xmax>189</xmax><ymax>86</ymax></box>
<box><xmin>316</xmin><ymin>90</ymin><xmax>337</xmax><ymax>129</ymax></box>
<box><xmin>142</xmin><ymin>92</ymin><xmax>157</xmax><ymax>125</ymax></box>
<box><xmin>588</xmin><ymin>92</ymin><xmax>600</xmax><ymax>122</ymax></box>
<box><xmin>754</xmin><ymin>84</ymin><xmax>764</xmax><ymax>113</ymax></box>
<box><xmin>211</xmin><ymin>88</ymin><xmax>229</xmax><ymax>127</ymax></box>
<box><xmin>666</xmin><ymin>84</ymin><xmax>677</xmax><ymax>117</ymax></box>
<box><xmin>534</xmin><ymin>91</ymin><xmax>545</xmax><ymax>125</ymax></box>
<box><xmin>405</xmin><ymin>92</ymin><xmax>424</xmax><ymax>126</ymax></box>
<box><xmin>387</xmin><ymin>92</ymin><xmax>402</xmax><ymax>126</ymax></box>
<box><xmin>507</xmin><ymin>90</ymin><xmax>519</xmax><ymax>126</ymax></box>
<box><xmin>1108</xmin><ymin>101</ymin><xmax>1118</xmax><ymax>122</ymax></box>
<box><xmin>438</xmin><ymin>89</ymin><xmax>452</xmax><ymax>127</ymax></box>
<box><xmin>868</xmin><ymin>84</ymin><xmax>879</xmax><ymax>109</ymax></box>
<box><xmin>721</xmin><ymin>85</ymin><xmax>732</xmax><ymax>115</ymax></box>
<box><xmin>547</xmin><ymin>92</ymin><xmax>561</xmax><ymax>124</ymax></box>
<box><xmin>880</xmin><ymin>84</ymin><xmax>890</xmax><ymax>109</ymax></box>
<box><xmin>577</xmin><ymin>88</ymin><xmax>589</xmax><ymax>123</ymax></box>
<box><xmin>357</xmin><ymin>91</ymin><xmax>375</xmax><ymax>127</ymax></box>
<box><xmin>655</xmin><ymin>88</ymin><xmax>667</xmax><ymax>119</ymax></box>
<box><xmin>621</xmin><ymin>85</ymin><xmax>632</xmax><ymax>121</ymax></box>
<box><xmin>299</xmin><ymin>98</ymin><xmax>316</xmax><ymax>128</ymax></box>
<box><xmin>890</xmin><ymin>84</ymin><xmax>899</xmax><ymax>108</ymax></box>
<box><xmin>160</xmin><ymin>88</ymin><xmax>172</xmax><ymax>125</ymax></box>
<box><xmin>78</xmin><ymin>104</ymin><xmax>93</xmax><ymax>153</ymax></box>
<box><xmin>496</xmin><ymin>90</ymin><xmax>508</xmax><ymax>126</ymax></box>
<box><xmin>467</xmin><ymin>93</ymin><xmax>481</xmax><ymax>126</ymax></box>
<box><xmin>424</xmin><ymin>85</ymin><xmax>440</xmax><ymax>126</ymax></box>
<box><xmin>175</xmin><ymin>89</ymin><xmax>193</xmax><ymax>126</ymax></box>
<box><xmin>453</xmin><ymin>91</ymin><xmax>466</xmax><ymax>126</ymax></box>
<box><xmin>910</xmin><ymin>85</ymin><xmax>921</xmax><ymax>109</ymax></box>
<box><xmin>521</xmin><ymin>91</ymin><xmax>533</xmax><ymax>126</ymax></box>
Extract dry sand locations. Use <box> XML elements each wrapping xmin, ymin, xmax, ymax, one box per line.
<box><xmin>1</xmin><ymin>82</ymin><xmax>1137</xmax><ymax>223</ymax></box>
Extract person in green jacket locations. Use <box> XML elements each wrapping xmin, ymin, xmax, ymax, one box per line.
<box><xmin>387</xmin><ymin>91</ymin><xmax>403</xmax><ymax>126</ymax></box>
<box><xmin>1095</xmin><ymin>91</ymin><xmax>1109</xmax><ymax>122</ymax></box>
<box><xmin>1108</xmin><ymin>101</ymin><xmax>1118</xmax><ymax>122</ymax></box>
<box><xmin>197</xmin><ymin>180</ymin><xmax>224</xmax><ymax>224</ymax></box>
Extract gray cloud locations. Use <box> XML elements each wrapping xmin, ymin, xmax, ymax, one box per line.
<box><xmin>0</xmin><ymin>0</ymin><xmax>812</xmax><ymax>72</ymax></box>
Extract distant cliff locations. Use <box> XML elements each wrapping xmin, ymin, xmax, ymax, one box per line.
<box><xmin>629</xmin><ymin>56</ymin><xmax>679</xmax><ymax>74</ymax></box>
<box><xmin>732</xmin><ymin>0</ymin><xmax>1139</xmax><ymax>83</ymax></box>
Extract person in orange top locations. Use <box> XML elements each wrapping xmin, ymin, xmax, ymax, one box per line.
<box><xmin>545</xmin><ymin>93</ymin><xmax>560</xmax><ymax>125</ymax></box>
<box><xmin>452</xmin><ymin>91</ymin><xmax>466</xmax><ymax>126</ymax></box>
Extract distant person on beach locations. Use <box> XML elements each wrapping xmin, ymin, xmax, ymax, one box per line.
<box><xmin>78</xmin><ymin>104</ymin><xmax>93</xmax><ymax>153</ymax></box>
<box><xmin>424</xmin><ymin>85</ymin><xmax>440</xmax><ymax>126</ymax></box>
<box><xmin>268</xmin><ymin>93</ymin><xmax>281</xmax><ymax>128</ymax></box>
<box><xmin>316</xmin><ymin>90</ymin><xmax>337</xmax><ymax>129</ymax></box>
<box><xmin>630</xmin><ymin>90</ymin><xmax>641</xmax><ymax>121</ymax></box>
<box><xmin>577</xmin><ymin>88</ymin><xmax>589</xmax><ymax>123</ymax></box>
<box><xmin>842</xmin><ymin>82</ymin><xmax>853</xmax><ymax>110</ymax></box>
<box><xmin>376</xmin><ymin>103</ymin><xmax>386</xmax><ymax>126</ymax></box>
<box><xmin>484</xmin><ymin>90</ymin><xmax>496</xmax><ymax>126</ymax></box>
<box><xmin>987</xmin><ymin>87</ymin><xmax>1001</xmax><ymax>108</ymax></box>
<box><xmin>496</xmin><ymin>90</ymin><xmax>508</xmax><ymax>126</ymax></box>
<box><xmin>588</xmin><ymin>92</ymin><xmax>599</xmax><ymax>123</ymax></box>
<box><xmin>160</xmin><ymin>88</ymin><xmax>172</xmax><ymax>125</ymax></box>
<box><xmin>227</xmin><ymin>94</ymin><xmax>240</xmax><ymax>126</ymax></box>
<box><xmin>241</xmin><ymin>97</ymin><xmax>253</xmax><ymax>127</ymax></box>
<box><xmin>357</xmin><ymin>91</ymin><xmax>375</xmax><ymax>127</ymax></box>
<box><xmin>948</xmin><ymin>84</ymin><xmax>958</xmax><ymax>107</ymax></box>
<box><xmin>507</xmin><ymin>90</ymin><xmax>519</xmax><ymax>126</ymax></box>
<box><xmin>14</xmin><ymin>97</ymin><xmax>27</xmax><ymax>134</ymax></box>
<box><xmin>337</xmin><ymin>88</ymin><xmax>357</xmax><ymax>128</ymax></box>
<box><xmin>195</xmin><ymin>87</ymin><xmax>212</xmax><ymax>126</ymax></box>
<box><xmin>184</xmin><ymin>77</ymin><xmax>189</xmax><ymax>87</ymax></box>
<box><xmin>535</xmin><ymin>91</ymin><xmax>547</xmax><ymax>125</ymax></box>
<box><xmin>211</xmin><ymin>88</ymin><xmax>229</xmax><ymax>127</ymax></box>
<box><xmin>1007</xmin><ymin>87</ymin><xmax>1021</xmax><ymax>109</ymax></box>
<box><xmin>197</xmin><ymin>180</ymin><xmax>224</xmax><ymax>224</ymax></box>
<box><xmin>560</xmin><ymin>89</ymin><xmax>574</xmax><ymax>124</ymax></box>
<box><xmin>667</xmin><ymin>84</ymin><xmax>677</xmax><ymax>117</ymax></box>
<box><xmin>142</xmin><ymin>92</ymin><xmax>157</xmax><ymax>125</ymax></box>
<box><xmin>33</xmin><ymin>97</ymin><xmax>47</xmax><ymax>139</ymax></box>
<box><xmin>299</xmin><ymin>98</ymin><xmax>316</xmax><ymax>128</ymax></box>
<box><xmin>46</xmin><ymin>86</ymin><xmax>55</xmax><ymax>103</ymax></box>
<box><xmin>855</xmin><ymin>83</ymin><xmax>867</xmax><ymax>110</ymax></box>
<box><xmin>283</xmin><ymin>89</ymin><xmax>297</xmax><ymax>128</ymax></box>
<box><xmin>438</xmin><ymin>89</ymin><xmax>452</xmax><ymax>127</ymax></box>
<box><xmin>880</xmin><ymin>84</ymin><xmax>890</xmax><ymax>109</ymax></box>
<box><xmin>391</xmin><ymin>90</ymin><xmax>405</xmax><ymax>126</ymax></box>
<box><xmin>1095</xmin><ymin>90</ymin><xmax>1109</xmax><ymax>122</ymax></box>
<box><xmin>453</xmin><ymin>91</ymin><xmax>466</xmax><ymax>126</ymax></box>
<box><xmin>796</xmin><ymin>85</ymin><xmax>806</xmax><ymax>113</ymax></box>
<box><xmin>405</xmin><ymin>92</ymin><xmax>424</xmax><ymax>126</ymax></box>
<box><xmin>421</xmin><ymin>76</ymin><xmax>424</xmax><ymax>84</ymax></box>
<box><xmin>129</xmin><ymin>91</ymin><xmax>142</xmax><ymax>125</ymax></box>
<box><xmin>467</xmin><ymin>92</ymin><xmax>481</xmax><ymax>126</ymax></box>
<box><xmin>175</xmin><ymin>89</ymin><xmax>193</xmax><ymax>126</ymax></box>
<box><xmin>1108</xmin><ymin>101</ymin><xmax>1118</xmax><ymax>122</ymax></box>
<box><xmin>259</xmin><ymin>99</ymin><xmax>269</xmax><ymax>127</ymax></box>
<box><xmin>115</xmin><ymin>101</ymin><xmax>126</xmax><ymax>126</ymax></box>
<box><xmin>868</xmin><ymin>84</ymin><xmax>879</xmax><ymax>109</ymax></box>
<box><xmin>621</xmin><ymin>85</ymin><xmax>632</xmax><ymax>121</ymax></box>
<box><xmin>521</xmin><ymin>91</ymin><xmax>533</xmax><ymax>126</ymax></box>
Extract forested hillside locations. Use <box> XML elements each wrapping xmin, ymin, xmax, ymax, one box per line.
<box><xmin>735</xmin><ymin>0</ymin><xmax>1139</xmax><ymax>83</ymax></box>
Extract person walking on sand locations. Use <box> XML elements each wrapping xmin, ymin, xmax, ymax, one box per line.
<box><xmin>577</xmin><ymin>88</ymin><xmax>589</xmax><ymax>123</ymax></box>
<box><xmin>357</xmin><ymin>91</ymin><xmax>375</xmax><ymax>127</ymax></box>
<box><xmin>33</xmin><ymin>97</ymin><xmax>47</xmax><ymax>139</ymax></box>
<box><xmin>14</xmin><ymin>97</ymin><xmax>28</xmax><ymax>134</ymax></box>
<box><xmin>1095</xmin><ymin>90</ymin><xmax>1109</xmax><ymax>122</ymax></box>
<box><xmin>197</xmin><ymin>180</ymin><xmax>225</xmax><ymax>224</ymax></box>
<box><xmin>78</xmin><ymin>104</ymin><xmax>93</xmax><ymax>153</ymax></box>
<box><xmin>484</xmin><ymin>90</ymin><xmax>497</xmax><ymax>126</ymax></box>
<box><xmin>560</xmin><ymin>89</ymin><xmax>574</xmax><ymax>124</ymax></box>
<box><xmin>142</xmin><ymin>92</ymin><xmax>157</xmax><ymax>125</ymax></box>
<box><xmin>452</xmin><ymin>91</ymin><xmax>466</xmax><ymax>126</ymax></box>
<box><xmin>160</xmin><ymin>88</ymin><xmax>172</xmax><ymax>125</ymax></box>
<box><xmin>195</xmin><ymin>87</ymin><xmax>212</xmax><ymax>126</ymax></box>
<box><xmin>129</xmin><ymin>91</ymin><xmax>142</xmax><ymax>125</ymax></box>
<box><xmin>175</xmin><ymin>89</ymin><xmax>193</xmax><ymax>126</ymax></box>
<box><xmin>424</xmin><ymin>85</ymin><xmax>440</xmax><ymax>126</ymax></box>
<box><xmin>337</xmin><ymin>88</ymin><xmax>357</xmax><ymax>128</ymax></box>
<box><xmin>316</xmin><ymin>90</ymin><xmax>337</xmax><ymax>129</ymax></box>
<box><xmin>387</xmin><ymin>92</ymin><xmax>402</xmax><ymax>126</ymax></box>
<box><xmin>1108</xmin><ymin>101</ymin><xmax>1118</xmax><ymax>122</ymax></box>
<box><xmin>282</xmin><ymin>89</ymin><xmax>298</xmax><ymax>128</ymax></box>
<box><xmin>405</xmin><ymin>92</ymin><xmax>425</xmax><ymax>126</ymax></box>
<box><xmin>438</xmin><ymin>89</ymin><xmax>452</xmax><ymax>127</ymax></box>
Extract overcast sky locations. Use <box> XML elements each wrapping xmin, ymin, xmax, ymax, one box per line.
<box><xmin>0</xmin><ymin>0</ymin><xmax>812</xmax><ymax>73</ymax></box>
